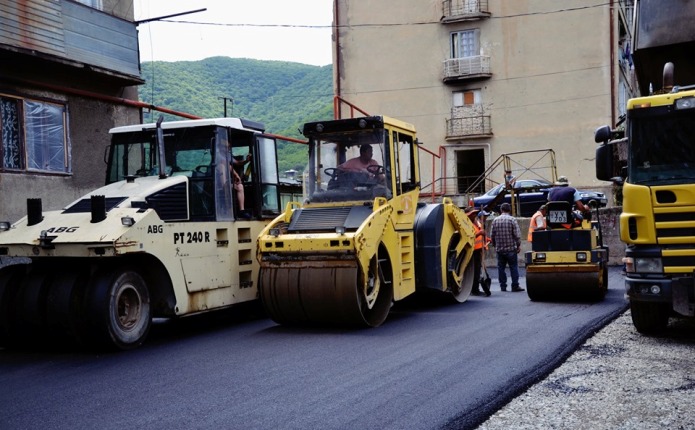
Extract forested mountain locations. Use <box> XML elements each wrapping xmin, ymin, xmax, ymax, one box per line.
<box><xmin>139</xmin><ymin>57</ymin><xmax>333</xmax><ymax>173</ymax></box>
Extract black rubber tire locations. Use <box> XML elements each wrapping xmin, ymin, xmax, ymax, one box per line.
<box><xmin>525</xmin><ymin>272</ymin><xmax>546</xmax><ymax>302</ymax></box>
<box><xmin>14</xmin><ymin>269</ymin><xmax>52</xmax><ymax>340</ymax></box>
<box><xmin>83</xmin><ymin>268</ymin><xmax>151</xmax><ymax>350</ymax></box>
<box><xmin>447</xmin><ymin>234</ymin><xmax>475</xmax><ymax>303</ymax></box>
<box><xmin>630</xmin><ymin>300</ymin><xmax>670</xmax><ymax>335</ymax></box>
<box><xmin>0</xmin><ymin>265</ymin><xmax>25</xmax><ymax>346</ymax></box>
<box><xmin>593</xmin><ymin>265</ymin><xmax>609</xmax><ymax>302</ymax></box>
<box><xmin>45</xmin><ymin>270</ymin><xmax>88</xmax><ymax>345</ymax></box>
<box><xmin>357</xmin><ymin>254</ymin><xmax>393</xmax><ymax>327</ymax></box>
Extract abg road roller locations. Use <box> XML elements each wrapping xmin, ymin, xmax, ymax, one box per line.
<box><xmin>257</xmin><ymin>116</ymin><xmax>477</xmax><ymax>327</ymax></box>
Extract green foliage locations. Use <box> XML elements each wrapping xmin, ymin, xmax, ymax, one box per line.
<box><xmin>139</xmin><ymin>57</ymin><xmax>333</xmax><ymax>173</ymax></box>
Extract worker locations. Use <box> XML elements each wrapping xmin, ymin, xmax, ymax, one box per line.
<box><xmin>490</xmin><ymin>203</ymin><xmax>523</xmax><ymax>292</ymax></box>
<box><xmin>504</xmin><ymin>169</ymin><xmax>516</xmax><ymax>190</ymax></box>
<box><xmin>527</xmin><ymin>204</ymin><xmax>548</xmax><ymax>242</ymax></box>
<box><xmin>477</xmin><ymin>210</ymin><xmax>492</xmax><ymax>295</ymax></box>
<box><xmin>231</xmin><ymin>153</ymin><xmax>252</xmax><ymax>219</ymax></box>
<box><xmin>469</xmin><ymin>208</ymin><xmax>492</xmax><ymax>296</ymax></box>
<box><xmin>338</xmin><ymin>144</ymin><xmax>380</xmax><ymax>174</ymax></box>
<box><xmin>548</xmin><ymin>176</ymin><xmax>588</xmax><ymax>213</ymax></box>
<box><xmin>468</xmin><ymin>208</ymin><xmax>489</xmax><ymax>297</ymax></box>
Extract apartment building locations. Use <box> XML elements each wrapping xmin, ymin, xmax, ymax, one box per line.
<box><xmin>333</xmin><ymin>0</ymin><xmax>636</xmax><ymax>201</ymax></box>
<box><xmin>0</xmin><ymin>0</ymin><xmax>143</xmax><ymax>222</ymax></box>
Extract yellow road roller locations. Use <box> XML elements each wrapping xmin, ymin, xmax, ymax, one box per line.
<box><xmin>257</xmin><ymin>116</ymin><xmax>477</xmax><ymax>327</ymax></box>
<box><xmin>525</xmin><ymin>201</ymin><xmax>608</xmax><ymax>301</ymax></box>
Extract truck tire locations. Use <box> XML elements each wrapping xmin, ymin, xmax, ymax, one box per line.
<box><xmin>83</xmin><ymin>268</ymin><xmax>151</xmax><ymax>350</ymax></box>
<box><xmin>630</xmin><ymin>300</ymin><xmax>669</xmax><ymax>334</ymax></box>
<box><xmin>0</xmin><ymin>266</ymin><xmax>24</xmax><ymax>346</ymax></box>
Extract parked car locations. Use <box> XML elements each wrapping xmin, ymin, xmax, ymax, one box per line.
<box><xmin>469</xmin><ymin>179</ymin><xmax>608</xmax><ymax>217</ymax></box>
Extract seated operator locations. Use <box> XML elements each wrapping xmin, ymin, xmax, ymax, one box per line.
<box><xmin>338</xmin><ymin>144</ymin><xmax>384</xmax><ymax>183</ymax></box>
<box><xmin>548</xmin><ymin>176</ymin><xmax>589</xmax><ymax>225</ymax></box>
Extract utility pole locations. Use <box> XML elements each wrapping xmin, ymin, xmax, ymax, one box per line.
<box><xmin>220</xmin><ymin>96</ymin><xmax>234</xmax><ymax>117</ymax></box>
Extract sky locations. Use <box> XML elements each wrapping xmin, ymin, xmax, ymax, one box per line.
<box><xmin>133</xmin><ymin>1</ymin><xmax>334</xmax><ymax>66</ymax></box>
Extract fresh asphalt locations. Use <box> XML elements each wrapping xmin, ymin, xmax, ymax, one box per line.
<box><xmin>0</xmin><ymin>268</ymin><xmax>627</xmax><ymax>430</ymax></box>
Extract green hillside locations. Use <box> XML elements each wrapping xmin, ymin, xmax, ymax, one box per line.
<box><xmin>139</xmin><ymin>57</ymin><xmax>334</xmax><ymax>173</ymax></box>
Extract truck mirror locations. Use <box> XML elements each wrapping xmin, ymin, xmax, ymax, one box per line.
<box><xmin>594</xmin><ymin>125</ymin><xmax>612</xmax><ymax>143</ymax></box>
<box><xmin>595</xmin><ymin>142</ymin><xmax>614</xmax><ymax>181</ymax></box>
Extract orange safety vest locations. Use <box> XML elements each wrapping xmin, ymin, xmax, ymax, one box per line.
<box><xmin>474</xmin><ymin>222</ymin><xmax>485</xmax><ymax>250</ymax></box>
<box><xmin>527</xmin><ymin>211</ymin><xmax>547</xmax><ymax>241</ymax></box>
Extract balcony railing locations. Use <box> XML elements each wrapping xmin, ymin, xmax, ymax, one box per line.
<box><xmin>446</xmin><ymin>105</ymin><xmax>492</xmax><ymax>139</ymax></box>
<box><xmin>443</xmin><ymin>56</ymin><xmax>492</xmax><ymax>82</ymax></box>
<box><xmin>442</xmin><ymin>0</ymin><xmax>491</xmax><ymax>22</ymax></box>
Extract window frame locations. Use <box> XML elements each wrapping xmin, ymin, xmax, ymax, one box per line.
<box><xmin>450</xmin><ymin>29</ymin><xmax>480</xmax><ymax>59</ymax></box>
<box><xmin>0</xmin><ymin>93</ymin><xmax>71</xmax><ymax>175</ymax></box>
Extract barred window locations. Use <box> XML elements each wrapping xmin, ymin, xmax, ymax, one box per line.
<box><xmin>0</xmin><ymin>95</ymin><xmax>70</xmax><ymax>174</ymax></box>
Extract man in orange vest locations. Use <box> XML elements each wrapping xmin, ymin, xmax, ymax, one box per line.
<box><xmin>527</xmin><ymin>204</ymin><xmax>547</xmax><ymax>242</ymax></box>
<box><xmin>468</xmin><ymin>208</ymin><xmax>491</xmax><ymax>297</ymax></box>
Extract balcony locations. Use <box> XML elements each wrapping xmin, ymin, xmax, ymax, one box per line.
<box><xmin>446</xmin><ymin>105</ymin><xmax>492</xmax><ymax>140</ymax></box>
<box><xmin>0</xmin><ymin>0</ymin><xmax>142</xmax><ymax>85</ymax></box>
<box><xmin>443</xmin><ymin>56</ymin><xmax>492</xmax><ymax>83</ymax></box>
<box><xmin>442</xmin><ymin>0</ymin><xmax>491</xmax><ymax>23</ymax></box>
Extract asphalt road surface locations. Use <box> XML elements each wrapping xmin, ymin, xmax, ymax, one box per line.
<box><xmin>0</xmin><ymin>268</ymin><xmax>626</xmax><ymax>430</ymax></box>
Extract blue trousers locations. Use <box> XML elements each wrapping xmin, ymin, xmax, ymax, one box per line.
<box><xmin>496</xmin><ymin>251</ymin><xmax>519</xmax><ymax>289</ymax></box>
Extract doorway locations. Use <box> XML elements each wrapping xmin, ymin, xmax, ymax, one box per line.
<box><xmin>456</xmin><ymin>148</ymin><xmax>485</xmax><ymax>194</ymax></box>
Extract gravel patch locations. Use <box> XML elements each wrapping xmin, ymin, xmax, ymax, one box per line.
<box><xmin>478</xmin><ymin>311</ymin><xmax>695</xmax><ymax>430</ymax></box>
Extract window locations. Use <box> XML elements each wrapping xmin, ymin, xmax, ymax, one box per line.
<box><xmin>453</xmin><ymin>90</ymin><xmax>481</xmax><ymax>107</ymax></box>
<box><xmin>451</xmin><ymin>29</ymin><xmax>480</xmax><ymax>58</ymax></box>
<box><xmin>74</xmin><ymin>0</ymin><xmax>103</xmax><ymax>10</ymax></box>
<box><xmin>1</xmin><ymin>95</ymin><xmax>70</xmax><ymax>174</ymax></box>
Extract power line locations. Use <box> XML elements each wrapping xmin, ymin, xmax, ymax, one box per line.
<box><xmin>146</xmin><ymin>2</ymin><xmax>612</xmax><ymax>29</ymax></box>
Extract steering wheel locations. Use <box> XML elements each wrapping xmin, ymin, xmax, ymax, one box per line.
<box><xmin>324</xmin><ymin>168</ymin><xmax>340</xmax><ymax>181</ymax></box>
<box><xmin>194</xmin><ymin>165</ymin><xmax>211</xmax><ymax>175</ymax></box>
<box><xmin>366</xmin><ymin>165</ymin><xmax>385</xmax><ymax>176</ymax></box>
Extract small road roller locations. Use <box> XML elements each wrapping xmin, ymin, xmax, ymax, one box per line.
<box><xmin>525</xmin><ymin>201</ymin><xmax>609</xmax><ymax>301</ymax></box>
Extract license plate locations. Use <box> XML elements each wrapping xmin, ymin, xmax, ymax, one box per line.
<box><xmin>548</xmin><ymin>209</ymin><xmax>568</xmax><ymax>223</ymax></box>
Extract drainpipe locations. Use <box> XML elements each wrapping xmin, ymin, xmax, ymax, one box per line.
<box><xmin>334</xmin><ymin>0</ymin><xmax>341</xmax><ymax>118</ymax></box>
<box><xmin>610</xmin><ymin>0</ymin><xmax>616</xmax><ymax>126</ymax></box>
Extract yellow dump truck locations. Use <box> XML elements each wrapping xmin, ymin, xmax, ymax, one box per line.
<box><xmin>595</xmin><ymin>0</ymin><xmax>695</xmax><ymax>333</ymax></box>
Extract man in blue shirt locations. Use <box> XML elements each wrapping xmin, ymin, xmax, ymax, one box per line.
<box><xmin>548</xmin><ymin>176</ymin><xmax>588</xmax><ymax>213</ymax></box>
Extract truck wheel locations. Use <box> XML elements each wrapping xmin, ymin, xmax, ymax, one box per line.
<box><xmin>84</xmin><ymin>268</ymin><xmax>151</xmax><ymax>350</ymax></box>
<box><xmin>0</xmin><ymin>266</ymin><xmax>24</xmax><ymax>346</ymax></box>
<box><xmin>630</xmin><ymin>300</ymin><xmax>669</xmax><ymax>334</ymax></box>
<box><xmin>45</xmin><ymin>270</ymin><xmax>88</xmax><ymax>345</ymax></box>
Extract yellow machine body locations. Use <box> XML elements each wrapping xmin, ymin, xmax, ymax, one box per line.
<box><xmin>257</xmin><ymin>116</ymin><xmax>476</xmax><ymax>327</ymax></box>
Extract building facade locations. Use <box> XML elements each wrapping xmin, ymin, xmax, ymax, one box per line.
<box><xmin>0</xmin><ymin>0</ymin><xmax>143</xmax><ymax>222</ymax></box>
<box><xmin>333</xmin><ymin>0</ymin><xmax>636</xmax><ymax>202</ymax></box>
